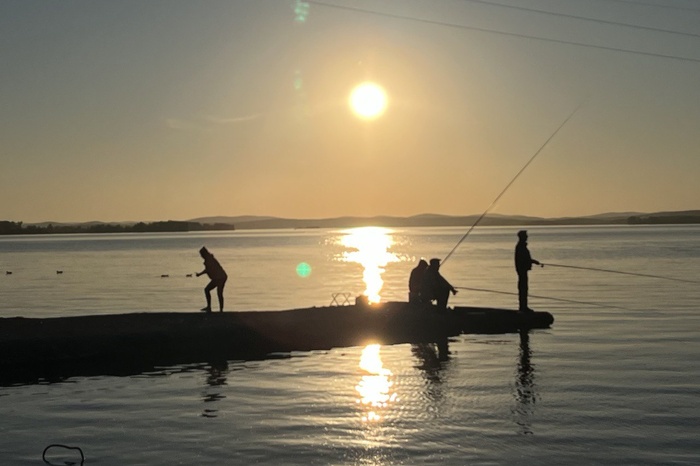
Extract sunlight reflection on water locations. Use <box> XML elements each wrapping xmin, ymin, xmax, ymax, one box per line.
<box><xmin>338</xmin><ymin>227</ymin><xmax>400</xmax><ymax>303</ymax></box>
<box><xmin>356</xmin><ymin>344</ymin><xmax>397</xmax><ymax>423</ymax></box>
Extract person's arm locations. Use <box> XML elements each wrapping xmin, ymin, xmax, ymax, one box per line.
<box><xmin>195</xmin><ymin>268</ymin><xmax>206</xmax><ymax>277</ymax></box>
<box><xmin>526</xmin><ymin>247</ymin><xmax>540</xmax><ymax>266</ymax></box>
<box><xmin>444</xmin><ymin>276</ymin><xmax>458</xmax><ymax>295</ymax></box>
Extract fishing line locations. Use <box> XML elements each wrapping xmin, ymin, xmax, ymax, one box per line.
<box><xmin>541</xmin><ymin>262</ymin><xmax>700</xmax><ymax>284</ymax></box>
<box><xmin>442</xmin><ymin>102</ymin><xmax>584</xmax><ymax>265</ymax></box>
<box><xmin>454</xmin><ymin>286</ymin><xmax>633</xmax><ymax>311</ymax></box>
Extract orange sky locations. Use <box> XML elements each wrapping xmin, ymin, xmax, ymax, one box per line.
<box><xmin>2</xmin><ymin>1</ymin><xmax>699</xmax><ymax>223</ymax></box>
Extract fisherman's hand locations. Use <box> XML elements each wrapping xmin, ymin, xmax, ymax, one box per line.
<box><xmin>451</xmin><ymin>288</ymin><xmax>458</xmax><ymax>295</ymax></box>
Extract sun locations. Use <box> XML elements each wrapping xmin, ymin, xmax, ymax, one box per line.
<box><xmin>349</xmin><ymin>82</ymin><xmax>388</xmax><ymax>120</ymax></box>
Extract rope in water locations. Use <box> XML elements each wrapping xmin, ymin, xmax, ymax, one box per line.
<box><xmin>42</xmin><ymin>444</ymin><xmax>85</xmax><ymax>465</ymax></box>
<box><xmin>454</xmin><ymin>286</ymin><xmax>633</xmax><ymax>311</ymax></box>
<box><xmin>541</xmin><ymin>262</ymin><xmax>700</xmax><ymax>284</ymax></box>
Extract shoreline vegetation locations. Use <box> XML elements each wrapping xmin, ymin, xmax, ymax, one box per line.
<box><xmin>0</xmin><ymin>220</ymin><xmax>236</xmax><ymax>235</ymax></box>
<box><xmin>1</xmin><ymin>210</ymin><xmax>699</xmax><ymax>235</ymax></box>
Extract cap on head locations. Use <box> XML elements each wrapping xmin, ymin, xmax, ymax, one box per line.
<box><xmin>429</xmin><ymin>258</ymin><xmax>440</xmax><ymax>266</ymax></box>
<box><xmin>199</xmin><ymin>246</ymin><xmax>209</xmax><ymax>255</ymax></box>
<box><xmin>518</xmin><ymin>230</ymin><xmax>528</xmax><ymax>239</ymax></box>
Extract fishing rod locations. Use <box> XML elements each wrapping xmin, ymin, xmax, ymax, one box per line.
<box><xmin>442</xmin><ymin>101</ymin><xmax>584</xmax><ymax>265</ymax></box>
<box><xmin>454</xmin><ymin>286</ymin><xmax>633</xmax><ymax>311</ymax></box>
<box><xmin>541</xmin><ymin>262</ymin><xmax>700</xmax><ymax>285</ymax></box>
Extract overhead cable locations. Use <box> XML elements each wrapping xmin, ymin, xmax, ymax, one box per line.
<box><xmin>306</xmin><ymin>1</ymin><xmax>700</xmax><ymax>64</ymax></box>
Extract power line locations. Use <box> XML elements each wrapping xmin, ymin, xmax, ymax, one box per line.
<box><xmin>306</xmin><ymin>1</ymin><xmax>700</xmax><ymax>64</ymax></box>
<box><xmin>596</xmin><ymin>0</ymin><xmax>700</xmax><ymax>14</ymax></box>
<box><xmin>456</xmin><ymin>0</ymin><xmax>700</xmax><ymax>40</ymax></box>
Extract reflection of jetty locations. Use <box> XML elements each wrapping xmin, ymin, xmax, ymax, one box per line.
<box><xmin>0</xmin><ymin>302</ymin><xmax>553</xmax><ymax>384</ymax></box>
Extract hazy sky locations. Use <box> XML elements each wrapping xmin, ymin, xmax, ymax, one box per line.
<box><xmin>2</xmin><ymin>0</ymin><xmax>699</xmax><ymax>223</ymax></box>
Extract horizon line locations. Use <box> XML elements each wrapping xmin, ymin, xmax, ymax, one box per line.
<box><xmin>11</xmin><ymin>209</ymin><xmax>700</xmax><ymax>226</ymax></box>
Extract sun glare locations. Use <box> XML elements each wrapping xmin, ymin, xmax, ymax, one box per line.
<box><xmin>356</xmin><ymin>344</ymin><xmax>396</xmax><ymax>423</ymax></box>
<box><xmin>339</xmin><ymin>227</ymin><xmax>399</xmax><ymax>303</ymax></box>
<box><xmin>349</xmin><ymin>82</ymin><xmax>388</xmax><ymax>120</ymax></box>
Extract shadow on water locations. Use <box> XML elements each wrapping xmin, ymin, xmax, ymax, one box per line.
<box><xmin>201</xmin><ymin>360</ymin><xmax>229</xmax><ymax>418</ymax></box>
<box><xmin>0</xmin><ymin>351</ymin><xmax>287</xmax><ymax>388</ymax></box>
<box><xmin>411</xmin><ymin>337</ymin><xmax>451</xmax><ymax>403</ymax></box>
<box><xmin>512</xmin><ymin>329</ymin><xmax>537</xmax><ymax>435</ymax></box>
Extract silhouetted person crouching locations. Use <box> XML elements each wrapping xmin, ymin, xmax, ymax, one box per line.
<box><xmin>421</xmin><ymin>258</ymin><xmax>457</xmax><ymax>311</ymax></box>
<box><xmin>196</xmin><ymin>247</ymin><xmax>228</xmax><ymax>312</ymax></box>
<box><xmin>409</xmin><ymin>258</ymin><xmax>428</xmax><ymax>303</ymax></box>
<box><xmin>515</xmin><ymin>230</ymin><xmax>540</xmax><ymax>313</ymax></box>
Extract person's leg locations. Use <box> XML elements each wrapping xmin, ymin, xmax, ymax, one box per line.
<box><xmin>203</xmin><ymin>281</ymin><xmax>215</xmax><ymax>311</ymax></box>
<box><xmin>518</xmin><ymin>274</ymin><xmax>525</xmax><ymax>310</ymax></box>
<box><xmin>216</xmin><ymin>279</ymin><xmax>226</xmax><ymax>312</ymax></box>
<box><xmin>518</xmin><ymin>273</ymin><xmax>529</xmax><ymax>311</ymax></box>
<box><xmin>436</xmin><ymin>287</ymin><xmax>449</xmax><ymax>311</ymax></box>
<box><xmin>523</xmin><ymin>274</ymin><xmax>530</xmax><ymax>311</ymax></box>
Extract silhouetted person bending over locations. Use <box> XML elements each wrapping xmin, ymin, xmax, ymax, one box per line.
<box><xmin>196</xmin><ymin>247</ymin><xmax>228</xmax><ymax>312</ymax></box>
<box><xmin>409</xmin><ymin>259</ymin><xmax>428</xmax><ymax>303</ymax></box>
<box><xmin>515</xmin><ymin>230</ymin><xmax>540</xmax><ymax>313</ymax></box>
<box><xmin>421</xmin><ymin>258</ymin><xmax>457</xmax><ymax>311</ymax></box>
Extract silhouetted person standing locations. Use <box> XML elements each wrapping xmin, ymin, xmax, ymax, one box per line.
<box><xmin>408</xmin><ymin>259</ymin><xmax>428</xmax><ymax>303</ymax></box>
<box><xmin>421</xmin><ymin>258</ymin><xmax>457</xmax><ymax>311</ymax></box>
<box><xmin>196</xmin><ymin>247</ymin><xmax>228</xmax><ymax>312</ymax></box>
<box><xmin>515</xmin><ymin>230</ymin><xmax>540</xmax><ymax>312</ymax></box>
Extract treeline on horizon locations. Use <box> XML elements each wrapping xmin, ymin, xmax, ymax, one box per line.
<box><xmin>0</xmin><ymin>220</ymin><xmax>235</xmax><ymax>235</ymax></box>
<box><xmin>2</xmin><ymin>211</ymin><xmax>699</xmax><ymax>235</ymax></box>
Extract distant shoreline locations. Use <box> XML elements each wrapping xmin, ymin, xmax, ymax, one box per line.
<box><xmin>0</xmin><ymin>220</ymin><xmax>235</xmax><ymax>235</ymax></box>
<box><xmin>2</xmin><ymin>210</ymin><xmax>699</xmax><ymax>235</ymax></box>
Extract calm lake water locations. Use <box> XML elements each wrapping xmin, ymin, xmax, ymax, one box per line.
<box><xmin>1</xmin><ymin>225</ymin><xmax>699</xmax><ymax>465</ymax></box>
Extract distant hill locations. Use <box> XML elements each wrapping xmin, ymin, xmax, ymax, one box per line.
<box><xmin>580</xmin><ymin>212</ymin><xmax>645</xmax><ymax>219</ymax></box>
<box><xmin>627</xmin><ymin>210</ymin><xmax>700</xmax><ymax>225</ymax></box>
<box><xmin>189</xmin><ymin>215</ymin><xmax>275</xmax><ymax>225</ymax></box>
<box><xmin>8</xmin><ymin>210</ymin><xmax>699</xmax><ymax>234</ymax></box>
<box><xmin>184</xmin><ymin>210</ymin><xmax>700</xmax><ymax>230</ymax></box>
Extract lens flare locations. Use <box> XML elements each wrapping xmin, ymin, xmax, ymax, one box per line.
<box><xmin>296</xmin><ymin>262</ymin><xmax>312</xmax><ymax>278</ymax></box>
<box><xmin>293</xmin><ymin>0</ymin><xmax>310</xmax><ymax>23</ymax></box>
